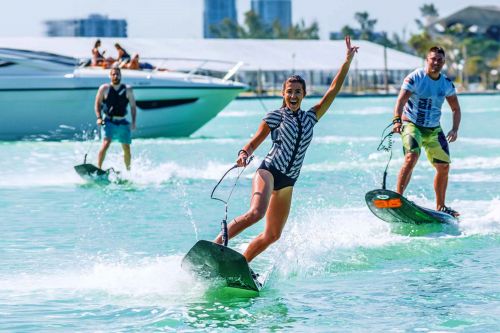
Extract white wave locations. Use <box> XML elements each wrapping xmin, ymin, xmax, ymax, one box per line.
<box><xmin>0</xmin><ymin>172</ymin><xmax>84</xmax><ymax>187</ymax></box>
<box><xmin>219</xmin><ymin>109</ymin><xmax>263</xmax><ymax>118</ymax></box>
<box><xmin>460</xmin><ymin>137</ymin><xmax>500</xmax><ymax>147</ymax></box>
<box><xmin>0</xmin><ymin>150</ymin><xmax>260</xmax><ymax>187</ymax></box>
<box><xmin>265</xmin><ymin>196</ymin><xmax>500</xmax><ymax>277</ymax></box>
<box><xmin>303</xmin><ymin>155</ymin><xmax>404</xmax><ymax>172</ymax></box>
<box><xmin>134</xmin><ymin>137</ymin><xmax>240</xmax><ymax>145</ymax></box>
<box><xmin>447</xmin><ymin>198</ymin><xmax>500</xmax><ymax>234</ymax></box>
<box><xmin>313</xmin><ymin>135</ymin><xmax>380</xmax><ymax>144</ymax></box>
<box><xmin>126</xmin><ymin>158</ymin><xmax>259</xmax><ymax>185</ymax></box>
<box><xmin>268</xmin><ymin>207</ymin><xmax>405</xmax><ymax>276</ymax></box>
<box><xmin>453</xmin><ymin>156</ymin><xmax>500</xmax><ymax>170</ymax></box>
<box><xmin>450</xmin><ymin>172</ymin><xmax>500</xmax><ymax>182</ymax></box>
<box><xmin>460</xmin><ymin>106</ymin><xmax>499</xmax><ymax>114</ymax></box>
<box><xmin>0</xmin><ymin>255</ymin><xmax>208</xmax><ymax>305</ymax></box>
<box><xmin>335</xmin><ymin>106</ymin><xmax>390</xmax><ymax>115</ymax></box>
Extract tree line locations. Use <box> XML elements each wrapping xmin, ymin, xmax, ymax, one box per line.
<box><xmin>210</xmin><ymin>4</ymin><xmax>500</xmax><ymax>90</ymax></box>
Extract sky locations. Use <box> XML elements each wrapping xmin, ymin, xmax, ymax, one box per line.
<box><xmin>0</xmin><ymin>0</ymin><xmax>497</xmax><ymax>40</ymax></box>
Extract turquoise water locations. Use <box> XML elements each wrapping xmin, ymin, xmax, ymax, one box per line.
<box><xmin>1</xmin><ymin>95</ymin><xmax>499</xmax><ymax>332</ymax></box>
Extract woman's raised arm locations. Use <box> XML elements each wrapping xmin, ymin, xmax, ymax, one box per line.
<box><xmin>314</xmin><ymin>36</ymin><xmax>359</xmax><ymax>120</ymax></box>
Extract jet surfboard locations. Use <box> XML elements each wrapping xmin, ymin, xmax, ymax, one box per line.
<box><xmin>182</xmin><ymin>240</ymin><xmax>263</xmax><ymax>292</ymax></box>
<box><xmin>74</xmin><ymin>163</ymin><xmax>110</xmax><ymax>181</ymax></box>
<box><xmin>365</xmin><ymin>189</ymin><xmax>457</xmax><ymax>225</ymax></box>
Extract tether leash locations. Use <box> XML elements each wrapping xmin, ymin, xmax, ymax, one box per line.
<box><xmin>82</xmin><ymin>126</ymin><xmax>100</xmax><ymax>164</ymax></box>
<box><xmin>377</xmin><ymin>123</ymin><xmax>394</xmax><ymax>190</ymax></box>
<box><xmin>211</xmin><ymin>155</ymin><xmax>254</xmax><ymax>247</ymax></box>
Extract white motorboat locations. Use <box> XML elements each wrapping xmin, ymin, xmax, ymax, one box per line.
<box><xmin>0</xmin><ymin>48</ymin><xmax>246</xmax><ymax>140</ymax></box>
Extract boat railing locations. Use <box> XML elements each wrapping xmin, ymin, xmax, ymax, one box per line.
<box><xmin>78</xmin><ymin>56</ymin><xmax>244</xmax><ymax>82</ymax></box>
<box><xmin>139</xmin><ymin>57</ymin><xmax>245</xmax><ymax>82</ymax></box>
<box><xmin>0</xmin><ymin>48</ymin><xmax>79</xmax><ymax>73</ymax></box>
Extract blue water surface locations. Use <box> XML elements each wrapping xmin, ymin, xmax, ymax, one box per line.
<box><xmin>0</xmin><ymin>95</ymin><xmax>499</xmax><ymax>332</ymax></box>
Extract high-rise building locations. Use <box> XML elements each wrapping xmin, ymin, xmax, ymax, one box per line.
<box><xmin>204</xmin><ymin>0</ymin><xmax>238</xmax><ymax>38</ymax></box>
<box><xmin>251</xmin><ymin>0</ymin><xmax>292</xmax><ymax>29</ymax></box>
<box><xmin>45</xmin><ymin>14</ymin><xmax>127</xmax><ymax>37</ymax></box>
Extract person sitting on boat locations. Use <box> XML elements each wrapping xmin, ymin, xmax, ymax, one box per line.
<box><xmin>114</xmin><ymin>43</ymin><xmax>131</xmax><ymax>67</ymax></box>
<box><xmin>95</xmin><ymin>66</ymin><xmax>137</xmax><ymax>171</ymax></box>
<box><xmin>213</xmin><ymin>36</ymin><xmax>359</xmax><ymax>263</ymax></box>
<box><xmin>122</xmin><ymin>53</ymin><xmax>159</xmax><ymax>71</ymax></box>
<box><xmin>91</xmin><ymin>39</ymin><xmax>105</xmax><ymax>66</ymax></box>
<box><xmin>123</xmin><ymin>53</ymin><xmax>140</xmax><ymax>70</ymax></box>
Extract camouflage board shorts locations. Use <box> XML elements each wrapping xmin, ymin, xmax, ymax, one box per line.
<box><xmin>401</xmin><ymin>122</ymin><xmax>451</xmax><ymax>164</ymax></box>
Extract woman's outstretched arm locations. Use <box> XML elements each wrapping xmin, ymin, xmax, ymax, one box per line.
<box><xmin>314</xmin><ymin>36</ymin><xmax>359</xmax><ymax>120</ymax></box>
<box><xmin>236</xmin><ymin>121</ymin><xmax>271</xmax><ymax>166</ymax></box>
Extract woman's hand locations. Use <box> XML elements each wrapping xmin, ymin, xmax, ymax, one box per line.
<box><xmin>236</xmin><ymin>150</ymin><xmax>249</xmax><ymax>167</ymax></box>
<box><xmin>345</xmin><ymin>35</ymin><xmax>359</xmax><ymax>59</ymax></box>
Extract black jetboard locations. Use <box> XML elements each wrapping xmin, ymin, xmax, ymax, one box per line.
<box><xmin>182</xmin><ymin>240</ymin><xmax>262</xmax><ymax>292</ymax></box>
<box><xmin>366</xmin><ymin>189</ymin><xmax>457</xmax><ymax>224</ymax></box>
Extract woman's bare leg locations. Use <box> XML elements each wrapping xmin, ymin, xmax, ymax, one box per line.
<box><xmin>214</xmin><ymin>169</ymin><xmax>274</xmax><ymax>244</ymax></box>
<box><xmin>243</xmin><ymin>186</ymin><xmax>293</xmax><ymax>262</ymax></box>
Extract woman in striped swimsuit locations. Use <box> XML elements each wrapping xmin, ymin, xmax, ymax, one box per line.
<box><xmin>215</xmin><ymin>36</ymin><xmax>359</xmax><ymax>262</ymax></box>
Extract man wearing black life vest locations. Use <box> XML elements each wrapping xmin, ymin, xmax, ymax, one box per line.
<box><xmin>94</xmin><ymin>66</ymin><xmax>137</xmax><ymax>170</ymax></box>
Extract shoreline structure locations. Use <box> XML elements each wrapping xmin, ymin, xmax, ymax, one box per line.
<box><xmin>1</xmin><ymin>37</ymin><xmax>497</xmax><ymax>96</ymax></box>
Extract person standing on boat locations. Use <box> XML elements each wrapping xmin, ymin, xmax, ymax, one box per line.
<box><xmin>95</xmin><ymin>66</ymin><xmax>137</xmax><ymax>171</ymax></box>
<box><xmin>214</xmin><ymin>36</ymin><xmax>359</xmax><ymax>263</ymax></box>
<box><xmin>392</xmin><ymin>46</ymin><xmax>462</xmax><ymax>217</ymax></box>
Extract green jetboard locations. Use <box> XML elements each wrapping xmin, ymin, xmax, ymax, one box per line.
<box><xmin>365</xmin><ymin>189</ymin><xmax>457</xmax><ymax>225</ymax></box>
<box><xmin>182</xmin><ymin>240</ymin><xmax>262</xmax><ymax>292</ymax></box>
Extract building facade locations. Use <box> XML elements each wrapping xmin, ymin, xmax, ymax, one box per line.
<box><xmin>45</xmin><ymin>14</ymin><xmax>127</xmax><ymax>37</ymax></box>
<box><xmin>433</xmin><ymin>5</ymin><xmax>500</xmax><ymax>40</ymax></box>
<box><xmin>204</xmin><ymin>0</ymin><xmax>238</xmax><ymax>38</ymax></box>
<box><xmin>251</xmin><ymin>0</ymin><xmax>292</xmax><ymax>29</ymax></box>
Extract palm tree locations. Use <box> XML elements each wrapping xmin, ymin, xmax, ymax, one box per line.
<box><xmin>420</xmin><ymin>4</ymin><xmax>439</xmax><ymax>26</ymax></box>
<box><xmin>354</xmin><ymin>11</ymin><xmax>377</xmax><ymax>40</ymax></box>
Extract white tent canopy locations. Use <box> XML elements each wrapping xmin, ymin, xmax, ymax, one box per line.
<box><xmin>0</xmin><ymin>37</ymin><xmax>423</xmax><ymax>72</ymax></box>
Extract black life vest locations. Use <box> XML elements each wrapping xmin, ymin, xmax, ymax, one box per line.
<box><xmin>102</xmin><ymin>84</ymin><xmax>129</xmax><ymax>118</ymax></box>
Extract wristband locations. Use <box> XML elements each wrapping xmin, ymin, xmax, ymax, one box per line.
<box><xmin>238</xmin><ymin>149</ymin><xmax>248</xmax><ymax>157</ymax></box>
<box><xmin>392</xmin><ymin>116</ymin><xmax>402</xmax><ymax>125</ymax></box>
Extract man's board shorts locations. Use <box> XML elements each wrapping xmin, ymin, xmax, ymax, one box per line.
<box><xmin>402</xmin><ymin>121</ymin><xmax>450</xmax><ymax>164</ymax></box>
<box><xmin>102</xmin><ymin>119</ymin><xmax>132</xmax><ymax>144</ymax></box>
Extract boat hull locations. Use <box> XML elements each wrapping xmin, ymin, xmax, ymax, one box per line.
<box><xmin>0</xmin><ymin>85</ymin><xmax>243</xmax><ymax>140</ymax></box>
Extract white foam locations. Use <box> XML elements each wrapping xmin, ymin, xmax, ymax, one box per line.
<box><xmin>313</xmin><ymin>135</ymin><xmax>380</xmax><ymax>144</ymax></box>
<box><xmin>460</xmin><ymin>137</ymin><xmax>500</xmax><ymax>147</ymax></box>
<box><xmin>134</xmin><ymin>137</ymin><xmax>240</xmax><ymax>145</ymax></box>
<box><xmin>453</xmin><ymin>156</ymin><xmax>500</xmax><ymax>170</ymax></box>
<box><xmin>450</xmin><ymin>172</ymin><xmax>500</xmax><ymax>182</ymax></box>
<box><xmin>303</xmin><ymin>154</ymin><xmax>404</xmax><ymax>172</ymax></box>
<box><xmin>0</xmin><ymin>255</ymin><xmax>208</xmax><ymax>306</ymax></box>
<box><xmin>264</xmin><ymin>195</ymin><xmax>500</xmax><ymax>277</ymax></box>
<box><xmin>335</xmin><ymin>106</ymin><xmax>390</xmax><ymax>115</ymax></box>
<box><xmin>127</xmin><ymin>159</ymin><xmax>259</xmax><ymax>185</ymax></box>
<box><xmin>219</xmin><ymin>109</ymin><xmax>263</xmax><ymax>118</ymax></box>
<box><xmin>268</xmin><ymin>207</ymin><xmax>405</xmax><ymax>276</ymax></box>
<box><xmin>455</xmin><ymin>198</ymin><xmax>500</xmax><ymax>235</ymax></box>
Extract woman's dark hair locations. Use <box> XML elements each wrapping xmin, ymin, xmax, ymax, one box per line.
<box><xmin>281</xmin><ymin>75</ymin><xmax>307</xmax><ymax>108</ymax></box>
<box><xmin>94</xmin><ymin>39</ymin><xmax>101</xmax><ymax>48</ymax></box>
